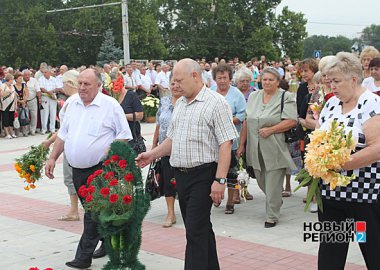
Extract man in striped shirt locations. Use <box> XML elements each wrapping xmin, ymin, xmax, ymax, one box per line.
<box><xmin>136</xmin><ymin>58</ymin><xmax>238</xmax><ymax>270</ymax></box>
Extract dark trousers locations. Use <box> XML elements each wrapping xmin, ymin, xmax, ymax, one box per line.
<box><xmin>72</xmin><ymin>163</ymin><xmax>103</xmax><ymax>263</ymax></box>
<box><xmin>318</xmin><ymin>198</ymin><xmax>380</xmax><ymax>270</ymax></box>
<box><xmin>174</xmin><ymin>163</ymin><xmax>220</xmax><ymax>270</ymax></box>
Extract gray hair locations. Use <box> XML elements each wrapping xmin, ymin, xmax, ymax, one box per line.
<box><xmin>312</xmin><ymin>71</ymin><xmax>321</xmax><ymax>84</ymax></box>
<box><xmin>261</xmin><ymin>67</ymin><xmax>281</xmax><ymax>81</ymax></box>
<box><xmin>62</xmin><ymin>70</ymin><xmax>79</xmax><ymax>88</ymax></box>
<box><xmin>110</xmin><ymin>71</ymin><xmax>118</xmax><ymax>81</ymax></box>
<box><xmin>234</xmin><ymin>67</ymin><xmax>252</xmax><ymax>82</ymax></box>
<box><xmin>325</xmin><ymin>52</ymin><xmax>363</xmax><ymax>84</ymax></box>
<box><xmin>318</xmin><ymin>56</ymin><xmax>335</xmax><ymax>74</ymax></box>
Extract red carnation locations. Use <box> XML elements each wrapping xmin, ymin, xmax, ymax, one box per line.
<box><xmin>324</xmin><ymin>92</ymin><xmax>334</xmax><ymax>102</ymax></box>
<box><xmin>78</xmin><ymin>185</ymin><xmax>88</xmax><ymax>198</ymax></box>
<box><xmin>110</xmin><ymin>155</ymin><xmax>120</xmax><ymax>162</ymax></box>
<box><xmin>104</xmin><ymin>160</ymin><xmax>111</xmax><ymax>166</ymax></box>
<box><xmin>109</xmin><ymin>194</ymin><xmax>119</xmax><ymax>203</ymax></box>
<box><xmin>86</xmin><ymin>174</ymin><xmax>95</xmax><ymax>185</ymax></box>
<box><xmin>122</xmin><ymin>195</ymin><xmax>132</xmax><ymax>204</ymax></box>
<box><xmin>85</xmin><ymin>194</ymin><xmax>93</xmax><ymax>202</ymax></box>
<box><xmin>104</xmin><ymin>171</ymin><xmax>115</xmax><ymax>180</ymax></box>
<box><xmin>93</xmin><ymin>169</ymin><xmax>103</xmax><ymax>177</ymax></box>
<box><xmin>29</xmin><ymin>268</ymin><xmax>39</xmax><ymax>270</ymax></box>
<box><xmin>170</xmin><ymin>178</ymin><xmax>177</xmax><ymax>189</ymax></box>
<box><xmin>44</xmin><ymin>268</ymin><xmax>54</xmax><ymax>270</ymax></box>
<box><xmin>118</xmin><ymin>159</ymin><xmax>127</xmax><ymax>169</ymax></box>
<box><xmin>124</xmin><ymin>173</ymin><xmax>134</xmax><ymax>182</ymax></box>
<box><xmin>109</xmin><ymin>179</ymin><xmax>119</xmax><ymax>186</ymax></box>
<box><xmin>100</xmin><ymin>187</ymin><xmax>110</xmax><ymax>197</ymax></box>
<box><xmin>88</xmin><ymin>185</ymin><xmax>96</xmax><ymax>194</ymax></box>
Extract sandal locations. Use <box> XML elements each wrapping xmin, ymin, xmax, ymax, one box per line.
<box><xmin>213</xmin><ymin>202</ymin><xmax>221</xmax><ymax>207</ymax></box>
<box><xmin>58</xmin><ymin>214</ymin><xmax>80</xmax><ymax>221</ymax></box>
<box><xmin>225</xmin><ymin>204</ymin><xmax>235</xmax><ymax>214</ymax></box>
<box><xmin>282</xmin><ymin>191</ymin><xmax>292</xmax><ymax>197</ymax></box>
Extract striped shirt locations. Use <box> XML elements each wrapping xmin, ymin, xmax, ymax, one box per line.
<box><xmin>167</xmin><ymin>86</ymin><xmax>238</xmax><ymax>168</ymax></box>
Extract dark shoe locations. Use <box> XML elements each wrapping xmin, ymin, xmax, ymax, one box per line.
<box><xmin>65</xmin><ymin>259</ymin><xmax>91</xmax><ymax>269</ymax></box>
<box><xmin>224</xmin><ymin>204</ymin><xmax>235</xmax><ymax>214</ymax></box>
<box><xmin>93</xmin><ymin>245</ymin><xmax>106</xmax><ymax>259</ymax></box>
<box><xmin>264</xmin><ymin>221</ymin><xmax>277</xmax><ymax>228</ymax></box>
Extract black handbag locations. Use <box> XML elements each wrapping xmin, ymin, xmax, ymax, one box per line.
<box><xmin>145</xmin><ymin>160</ymin><xmax>164</xmax><ymax>201</ymax></box>
<box><xmin>281</xmin><ymin>91</ymin><xmax>299</xmax><ymax>143</ymax></box>
<box><xmin>19</xmin><ymin>107</ymin><xmax>30</xmax><ymax>126</ymax></box>
<box><xmin>128</xmin><ymin>111</ymin><xmax>146</xmax><ymax>154</ymax></box>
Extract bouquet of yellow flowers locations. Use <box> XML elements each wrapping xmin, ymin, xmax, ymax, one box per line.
<box><xmin>294</xmin><ymin>120</ymin><xmax>356</xmax><ymax>212</ymax></box>
<box><xmin>15</xmin><ymin>139</ymin><xmax>50</xmax><ymax>190</ymax></box>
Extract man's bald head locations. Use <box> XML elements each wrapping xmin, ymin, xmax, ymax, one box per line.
<box><xmin>172</xmin><ymin>58</ymin><xmax>203</xmax><ymax>101</ymax></box>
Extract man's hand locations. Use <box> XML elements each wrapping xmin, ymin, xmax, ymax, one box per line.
<box><xmin>236</xmin><ymin>145</ymin><xmax>245</xmax><ymax>158</ymax></box>
<box><xmin>45</xmin><ymin>158</ymin><xmax>56</xmax><ymax>179</ymax></box>
<box><xmin>41</xmin><ymin>140</ymin><xmax>52</xmax><ymax>150</ymax></box>
<box><xmin>210</xmin><ymin>181</ymin><xmax>225</xmax><ymax>204</ymax></box>
<box><xmin>135</xmin><ymin>151</ymin><xmax>155</xmax><ymax>168</ymax></box>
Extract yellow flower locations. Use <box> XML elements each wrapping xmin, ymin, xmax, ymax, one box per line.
<box><xmin>24</xmin><ymin>186</ymin><xmax>30</xmax><ymax>191</ymax></box>
<box><xmin>30</xmin><ymin>165</ymin><xmax>36</xmax><ymax>172</ymax></box>
<box><xmin>29</xmin><ymin>184</ymin><xmax>36</xmax><ymax>189</ymax></box>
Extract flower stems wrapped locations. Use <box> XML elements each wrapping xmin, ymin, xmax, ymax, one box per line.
<box><xmin>294</xmin><ymin>120</ymin><xmax>356</xmax><ymax>212</ymax></box>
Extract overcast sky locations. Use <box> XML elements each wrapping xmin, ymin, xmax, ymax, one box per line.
<box><xmin>276</xmin><ymin>0</ymin><xmax>380</xmax><ymax>38</ymax></box>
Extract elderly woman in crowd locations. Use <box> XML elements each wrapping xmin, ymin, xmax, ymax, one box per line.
<box><xmin>152</xmin><ymin>75</ymin><xmax>181</xmax><ymax>227</ymax></box>
<box><xmin>316</xmin><ymin>52</ymin><xmax>380</xmax><ymax>270</ymax></box>
<box><xmin>233</xmin><ymin>67</ymin><xmax>255</xmax><ymax>202</ymax></box>
<box><xmin>360</xmin><ymin>46</ymin><xmax>379</xmax><ymax>79</ymax></box>
<box><xmin>212</xmin><ymin>63</ymin><xmax>246</xmax><ymax>214</ymax></box>
<box><xmin>0</xmin><ymin>73</ymin><xmax>17</xmax><ymax>139</ymax></box>
<box><xmin>237</xmin><ymin>67</ymin><xmax>297</xmax><ymax>227</ymax></box>
<box><xmin>14</xmin><ymin>71</ymin><xmax>29</xmax><ymax>136</ymax></box>
<box><xmin>362</xmin><ymin>57</ymin><xmax>380</xmax><ymax>95</ymax></box>
<box><xmin>43</xmin><ymin>70</ymin><xmax>81</xmax><ymax>221</ymax></box>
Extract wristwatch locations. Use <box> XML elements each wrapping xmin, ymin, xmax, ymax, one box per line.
<box><xmin>215</xmin><ymin>178</ymin><xmax>227</xmax><ymax>184</ymax></box>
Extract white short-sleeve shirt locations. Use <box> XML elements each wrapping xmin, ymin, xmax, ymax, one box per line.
<box><xmin>58</xmin><ymin>93</ymin><xmax>132</xmax><ymax>168</ymax></box>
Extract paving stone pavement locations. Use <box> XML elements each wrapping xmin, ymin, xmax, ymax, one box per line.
<box><xmin>0</xmin><ymin>123</ymin><xmax>366</xmax><ymax>270</ymax></box>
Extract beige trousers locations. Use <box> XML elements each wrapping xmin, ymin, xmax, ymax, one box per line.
<box><xmin>254</xmin><ymin>146</ymin><xmax>286</xmax><ymax>222</ymax></box>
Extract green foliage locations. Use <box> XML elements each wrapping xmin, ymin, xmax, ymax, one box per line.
<box><xmin>303</xmin><ymin>35</ymin><xmax>353</xmax><ymax>58</ymax></box>
<box><xmin>97</xmin><ymin>29</ymin><xmax>123</xmax><ymax>66</ymax></box>
<box><xmin>360</xmin><ymin>24</ymin><xmax>380</xmax><ymax>51</ymax></box>
<box><xmin>276</xmin><ymin>6</ymin><xmax>307</xmax><ymax>60</ymax></box>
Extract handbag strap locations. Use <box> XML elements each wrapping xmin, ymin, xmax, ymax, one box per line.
<box><xmin>280</xmin><ymin>90</ymin><xmax>285</xmax><ymax>114</ymax></box>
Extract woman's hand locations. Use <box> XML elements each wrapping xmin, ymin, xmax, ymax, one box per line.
<box><xmin>236</xmin><ymin>145</ymin><xmax>245</xmax><ymax>158</ymax></box>
<box><xmin>258</xmin><ymin>127</ymin><xmax>273</xmax><ymax>138</ymax></box>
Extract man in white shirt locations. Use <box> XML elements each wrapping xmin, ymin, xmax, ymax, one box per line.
<box><xmin>23</xmin><ymin>70</ymin><xmax>41</xmax><ymax>135</ymax></box>
<box><xmin>123</xmin><ymin>64</ymin><xmax>137</xmax><ymax>90</ymax></box>
<box><xmin>200</xmin><ymin>62</ymin><xmax>211</xmax><ymax>87</ymax></box>
<box><xmin>131</xmin><ymin>61</ymin><xmax>142</xmax><ymax>87</ymax></box>
<box><xmin>136</xmin><ymin>64</ymin><xmax>152</xmax><ymax>99</ymax></box>
<box><xmin>146</xmin><ymin>62</ymin><xmax>157</xmax><ymax>85</ymax></box>
<box><xmin>39</xmin><ymin>66</ymin><xmax>59</xmax><ymax>134</ymax></box>
<box><xmin>45</xmin><ymin>69</ymin><xmax>132</xmax><ymax>269</ymax></box>
<box><xmin>155</xmin><ymin>64</ymin><xmax>171</xmax><ymax>97</ymax></box>
<box><xmin>56</xmin><ymin>65</ymin><xmax>68</xmax><ymax>101</ymax></box>
<box><xmin>34</xmin><ymin>62</ymin><xmax>48</xmax><ymax>81</ymax></box>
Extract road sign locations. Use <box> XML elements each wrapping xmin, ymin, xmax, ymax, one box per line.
<box><xmin>313</xmin><ymin>50</ymin><xmax>321</xmax><ymax>59</ymax></box>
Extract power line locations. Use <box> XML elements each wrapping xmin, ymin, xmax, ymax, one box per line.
<box><xmin>308</xmin><ymin>21</ymin><xmax>368</xmax><ymax>27</ymax></box>
<box><xmin>46</xmin><ymin>2</ymin><xmax>121</xmax><ymax>13</ymax></box>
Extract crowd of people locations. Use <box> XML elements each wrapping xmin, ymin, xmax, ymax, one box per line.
<box><xmin>1</xmin><ymin>47</ymin><xmax>380</xmax><ymax>269</ymax></box>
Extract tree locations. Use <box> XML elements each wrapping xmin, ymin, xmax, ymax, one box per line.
<box><xmin>359</xmin><ymin>24</ymin><xmax>380</xmax><ymax>51</ymax></box>
<box><xmin>275</xmin><ymin>6</ymin><xmax>307</xmax><ymax>60</ymax></box>
<box><xmin>157</xmin><ymin>0</ymin><xmax>283</xmax><ymax>61</ymax></box>
<box><xmin>303</xmin><ymin>35</ymin><xmax>353</xmax><ymax>58</ymax></box>
<box><xmin>97</xmin><ymin>29</ymin><xmax>123</xmax><ymax>66</ymax></box>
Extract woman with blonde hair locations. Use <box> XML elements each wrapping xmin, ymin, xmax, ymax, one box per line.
<box><xmin>317</xmin><ymin>51</ymin><xmax>380</xmax><ymax>270</ymax></box>
<box><xmin>360</xmin><ymin>46</ymin><xmax>379</xmax><ymax>78</ymax></box>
